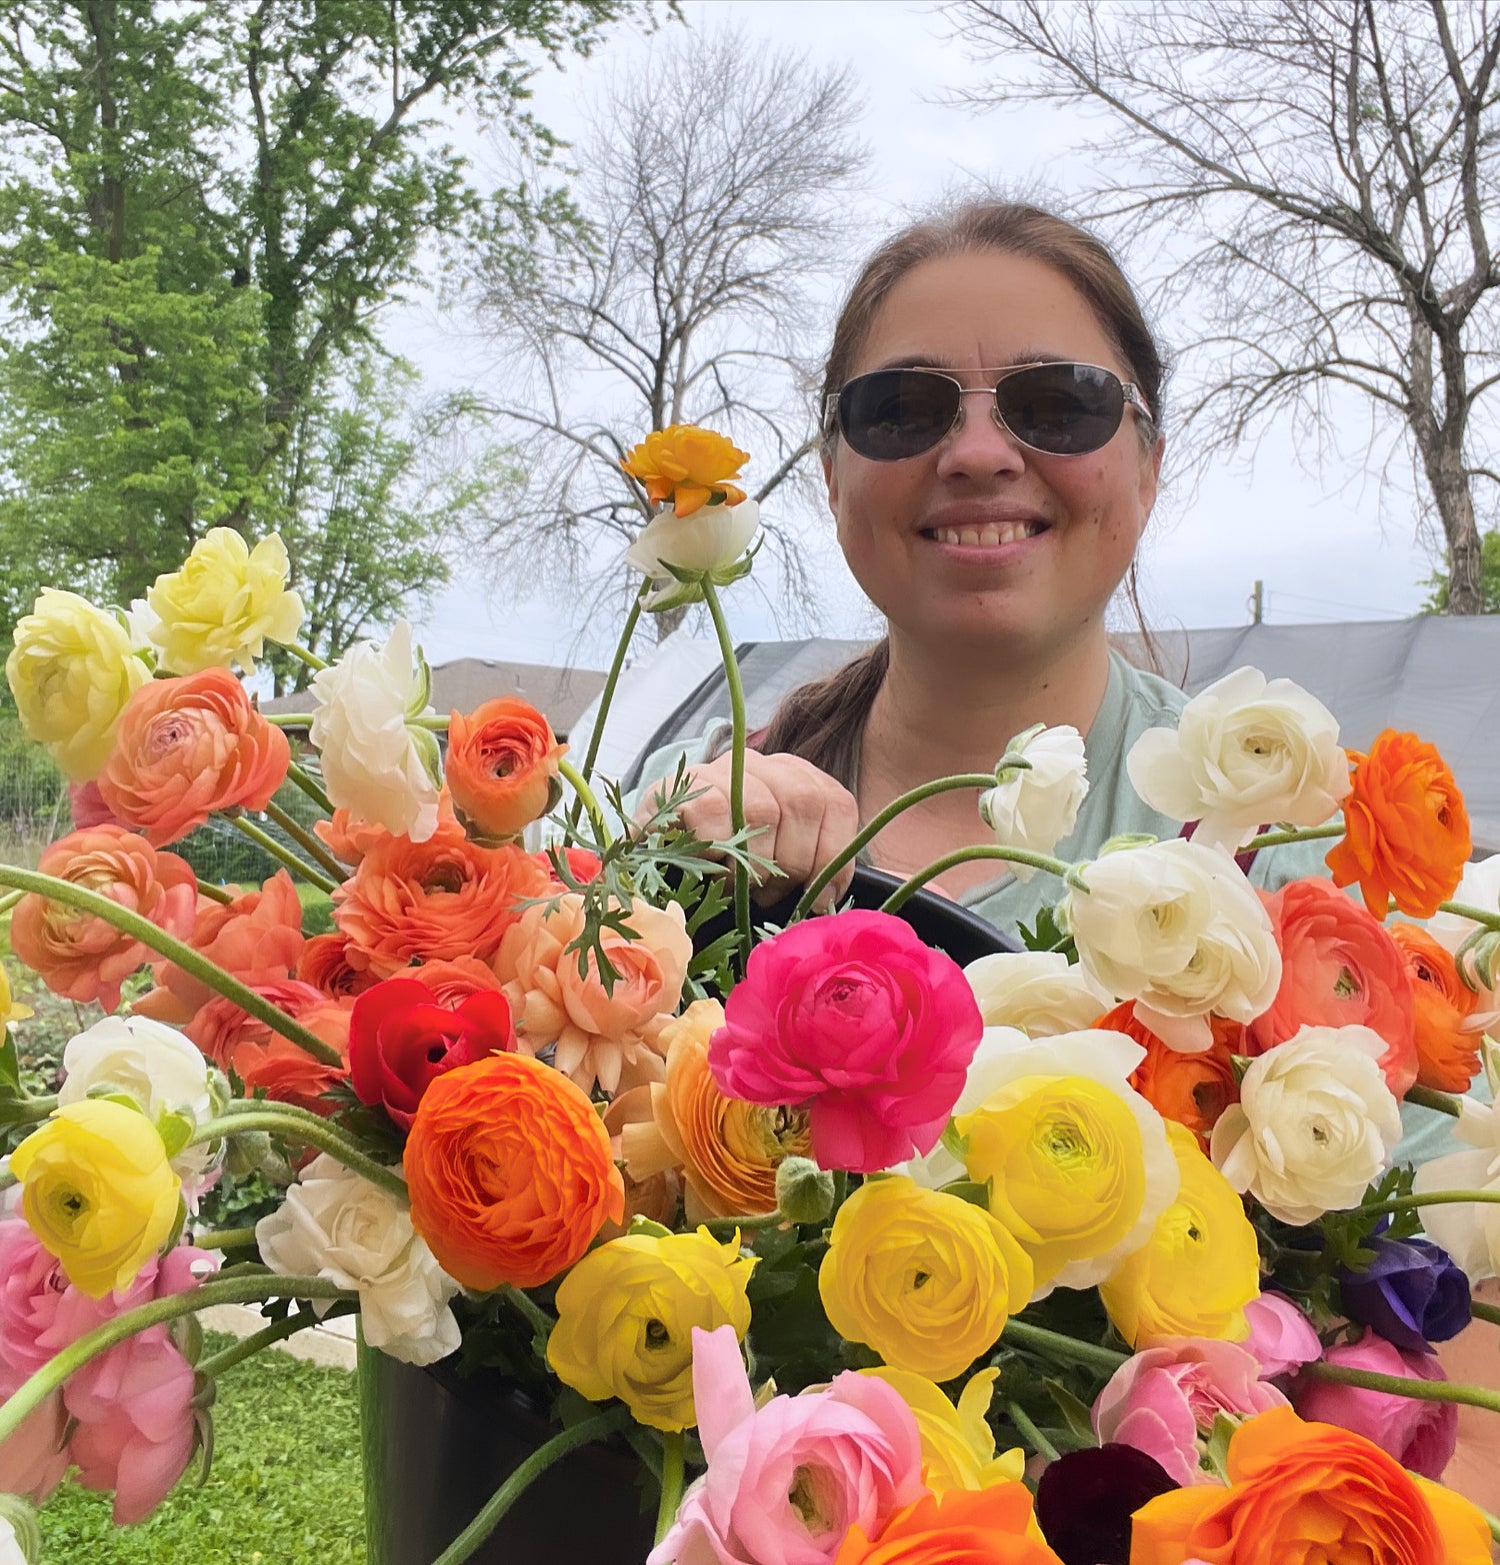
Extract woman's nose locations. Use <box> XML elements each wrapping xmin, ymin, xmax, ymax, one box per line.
<box><xmin>933</xmin><ymin>388</ymin><xmax>1028</xmax><ymax>481</ymax></box>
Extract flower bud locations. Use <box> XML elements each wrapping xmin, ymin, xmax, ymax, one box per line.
<box><xmin>775</xmin><ymin>1156</ymin><xmax>835</xmax><ymax>1224</ymax></box>
<box><xmin>224</xmin><ymin>1128</ymin><xmax>272</xmax><ymax>1180</ymax></box>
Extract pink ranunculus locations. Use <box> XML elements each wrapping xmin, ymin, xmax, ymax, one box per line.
<box><xmin>0</xmin><ymin>1394</ymin><xmax>71</xmax><ymax>1504</ymax></box>
<box><xmin>1294</xmin><ymin>1328</ymin><xmax>1457</xmax><ymax>1479</ymax></box>
<box><xmin>1091</xmin><ymin>1338</ymin><xmax>1288</xmax><ymax>1487</ymax></box>
<box><xmin>708</xmin><ymin>911</ymin><xmax>983</xmax><ymax>1174</ymax></box>
<box><xmin>1241</xmin><ymin>1291</ymin><xmax>1324</xmax><ymax>1379</ymax></box>
<box><xmin>0</xmin><ymin>1220</ymin><xmax>69</xmax><ymax>1380</ymax></box>
<box><xmin>649</xmin><ymin>1324</ymin><xmax>926</xmax><ymax>1565</ymax></box>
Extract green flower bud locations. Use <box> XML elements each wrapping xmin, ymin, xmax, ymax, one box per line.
<box><xmin>775</xmin><ymin>1156</ymin><xmax>835</xmax><ymax>1224</ymax></box>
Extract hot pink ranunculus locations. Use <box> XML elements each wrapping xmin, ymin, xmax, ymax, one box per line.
<box><xmin>1091</xmin><ymin>1338</ymin><xmax>1288</xmax><ymax>1486</ymax></box>
<box><xmin>648</xmin><ymin>1324</ymin><xmax>926</xmax><ymax>1565</ymax></box>
<box><xmin>1294</xmin><ymin>1328</ymin><xmax>1457</xmax><ymax>1479</ymax></box>
<box><xmin>708</xmin><ymin>911</ymin><xmax>983</xmax><ymax>1174</ymax></box>
<box><xmin>1241</xmin><ymin>1290</ymin><xmax>1324</xmax><ymax>1380</ymax></box>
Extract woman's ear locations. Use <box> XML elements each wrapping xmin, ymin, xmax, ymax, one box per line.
<box><xmin>1138</xmin><ymin>433</ymin><xmax>1165</xmax><ymax>517</ymax></box>
<box><xmin>823</xmin><ymin>447</ymin><xmax>839</xmax><ymax>520</ymax></box>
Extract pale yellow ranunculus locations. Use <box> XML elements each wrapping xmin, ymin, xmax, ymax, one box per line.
<box><xmin>818</xmin><ymin>1176</ymin><xmax>1033</xmax><ymax>1384</ymax></box>
<box><xmin>863</xmin><ymin>1366</ymin><xmax>1024</xmax><ymax>1491</ymax></box>
<box><xmin>147</xmin><ymin>528</ymin><xmax>304</xmax><ymax>674</ymax></box>
<box><xmin>5</xmin><ymin>589</ymin><xmax>149</xmax><ymax>779</ymax></box>
<box><xmin>1099</xmin><ymin>1121</ymin><xmax>1260</xmax><ymax>1347</ymax></box>
<box><xmin>546</xmin><ymin>1227</ymin><xmax>755</xmax><ymax>1431</ymax></box>
<box><xmin>11</xmin><ymin>1099</ymin><xmax>182</xmax><ymax>1297</ymax></box>
<box><xmin>0</xmin><ymin>963</ymin><xmax>33</xmax><ymax>1025</ymax></box>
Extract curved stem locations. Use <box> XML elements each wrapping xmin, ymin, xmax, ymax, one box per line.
<box><xmin>701</xmin><ymin>580</ymin><xmax>750</xmax><ymax>971</ymax></box>
<box><xmin>557</xmin><ymin>758</ymin><xmax>611</xmax><ymax>846</ymax></box>
<box><xmin>500</xmin><ymin>1283</ymin><xmax>554</xmax><ymax>1339</ymax></box>
<box><xmin>700</xmin><ymin>1210</ymin><xmax>781</xmax><ymax>1235</ymax></box>
<box><xmin>228</xmin><ymin>813</ymin><xmax>338</xmax><ymax>894</ymax></box>
<box><xmin>1356</xmin><ymin>1189</ymin><xmax>1500</xmax><ymax>1219</ymax></box>
<box><xmin>195</xmin><ymin>878</ymin><xmax>235</xmax><ymax>905</ymax></box>
<box><xmin>790</xmin><ymin>773</ymin><xmax>1002</xmax><ymax>922</ymax></box>
<box><xmin>1</xmin><ymin>1094</ymin><xmax>56</xmax><ymax>1127</ymax></box>
<box><xmin>430</xmin><ymin>1405</ymin><xmax>635</xmax><ymax>1565</ymax></box>
<box><xmin>1243</xmin><ymin>822</ymin><xmax>1345</xmax><ymax>850</ymax></box>
<box><xmin>284</xmin><ymin>758</ymin><xmax>334</xmax><ymax>815</ymax></box>
<box><xmin>197</xmin><ymin>1303</ymin><xmax>355</xmax><ymax>1378</ymax></box>
<box><xmin>283</xmin><ymin>642</ymin><xmax>329</xmax><ymax>672</ymax></box>
<box><xmin>1006</xmin><ymin>1399</ymin><xmax>1059</xmax><ymax>1463</ymax></box>
<box><xmin>263</xmin><ymin>799</ymin><xmax>346</xmax><ymax>882</ymax></box>
<box><xmin>0</xmin><ymin>866</ymin><xmax>342</xmax><ymax>1065</ymax></box>
<box><xmin>1403</xmin><ymin>1083</ymin><xmax>1464</xmax><ymax>1117</ymax></box>
<box><xmin>880</xmin><ymin>846</ymin><xmax>1074</xmax><ymax>914</ymax></box>
<box><xmin>0</xmin><ymin>888</ymin><xmax>28</xmax><ymax>917</ymax></box>
<box><xmin>188</xmin><ymin>1111</ymin><xmax>406</xmax><ymax>1203</ymax></box>
<box><xmin>1302</xmin><ymin>1359</ymin><xmax>1500</xmax><ymax>1414</ymax></box>
<box><xmin>568</xmin><ymin>587</ymin><xmax>645</xmax><ymax>833</ymax></box>
<box><xmin>1470</xmin><ymin>1300</ymin><xmax>1500</xmax><ymax>1328</ymax></box>
<box><xmin>1438</xmin><ymin>900</ymin><xmax>1500</xmax><ymax>932</ymax></box>
<box><xmin>1002</xmin><ymin>1318</ymin><xmax>1127</xmax><ymax>1374</ymax></box>
<box><xmin>656</xmin><ymin>1429</ymin><xmax>686</xmax><ymax>1545</ymax></box>
<box><xmin>191</xmin><ymin>1226</ymin><xmax>259</xmax><ymax>1251</ymax></box>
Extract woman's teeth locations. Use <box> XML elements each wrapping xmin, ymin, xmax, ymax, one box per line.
<box><xmin>929</xmin><ymin>520</ymin><xmax>1043</xmax><ymax>547</ymax></box>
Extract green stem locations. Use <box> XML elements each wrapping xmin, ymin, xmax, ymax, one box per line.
<box><xmin>0</xmin><ymin>1273</ymin><xmax>351</xmax><ymax>1447</ymax></box>
<box><xmin>1403</xmin><ymin>1083</ymin><xmax>1464</xmax><ymax>1117</ymax></box>
<box><xmin>0</xmin><ymin>1094</ymin><xmax>57</xmax><ymax>1127</ymax></box>
<box><xmin>227</xmin><ymin>813</ymin><xmax>338</xmax><ymax>894</ymax></box>
<box><xmin>700</xmin><ymin>1210</ymin><xmax>781</xmax><ymax>1235</ymax></box>
<box><xmin>1243</xmin><ymin>821</ymin><xmax>1345</xmax><ymax>850</ymax></box>
<box><xmin>284</xmin><ymin>758</ymin><xmax>334</xmax><ymax>815</ymax></box>
<box><xmin>1437</xmin><ymin>900</ymin><xmax>1500</xmax><ymax>932</ymax></box>
<box><xmin>557</xmin><ymin>758</ymin><xmax>611</xmax><ymax>845</ymax></box>
<box><xmin>430</xmin><ymin>1406</ymin><xmax>635</xmax><ymax>1565</ymax></box>
<box><xmin>1006</xmin><ymin>1399</ymin><xmax>1060</xmax><ymax>1463</ymax></box>
<box><xmin>701</xmin><ymin>580</ymin><xmax>750</xmax><ymax>972</ymax></box>
<box><xmin>197</xmin><ymin>1304</ymin><xmax>354</xmax><ymax>1378</ymax></box>
<box><xmin>1002</xmin><ymin>1318</ymin><xmax>1128</xmax><ymax>1374</ymax></box>
<box><xmin>189</xmin><ymin>1111</ymin><xmax>406</xmax><ymax>1203</ymax></box>
<box><xmin>656</xmin><ymin>1429</ymin><xmax>686</xmax><ymax>1546</ymax></box>
<box><xmin>790</xmin><ymin>773</ymin><xmax>1003</xmax><ymax>921</ymax></box>
<box><xmin>192</xmin><ymin>1226</ymin><xmax>260</xmax><ymax>1251</ymax></box>
<box><xmin>1485</xmin><ymin>1508</ymin><xmax>1500</xmax><ymax>1549</ymax></box>
<box><xmin>263</xmin><ymin>798</ymin><xmax>346</xmax><ymax>881</ymax></box>
<box><xmin>1356</xmin><ymin>1189</ymin><xmax>1500</xmax><ymax>1220</ymax></box>
<box><xmin>1470</xmin><ymin>1300</ymin><xmax>1500</xmax><ymax>1328</ymax></box>
<box><xmin>1302</xmin><ymin>1359</ymin><xmax>1500</xmax><ymax>1414</ymax></box>
<box><xmin>0</xmin><ymin>888</ymin><xmax>26</xmax><ymax>917</ymax></box>
<box><xmin>568</xmin><ymin>587</ymin><xmax>645</xmax><ymax>833</ymax></box>
<box><xmin>284</xmin><ymin>642</ymin><xmax>329</xmax><ymax>672</ymax></box>
<box><xmin>500</xmin><ymin>1284</ymin><xmax>555</xmax><ymax>1339</ymax></box>
<box><xmin>195</xmin><ymin>878</ymin><xmax>235</xmax><ymax>905</ymax></box>
<box><xmin>0</xmin><ymin>865</ymin><xmax>342</xmax><ymax>1065</ymax></box>
<box><xmin>880</xmin><ymin>846</ymin><xmax>1074</xmax><ymax>914</ymax></box>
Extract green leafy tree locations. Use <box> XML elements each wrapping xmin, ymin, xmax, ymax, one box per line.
<box><xmin>1423</xmin><ymin>529</ymin><xmax>1500</xmax><ymax>613</ymax></box>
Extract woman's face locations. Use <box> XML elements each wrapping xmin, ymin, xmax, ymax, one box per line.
<box><xmin>825</xmin><ymin>249</ymin><xmax>1162</xmax><ymax>663</ymax></box>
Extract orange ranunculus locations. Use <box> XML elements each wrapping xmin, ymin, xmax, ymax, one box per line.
<box><xmin>446</xmin><ymin>698</ymin><xmax>565</xmax><ymax>838</ymax></box>
<box><xmin>404</xmin><ymin>1051</ymin><xmax>625</xmax><ymax>1291</ymax></box>
<box><xmin>295</xmin><ymin>930</ymin><xmax>378</xmax><ymax>1001</ymax></box>
<box><xmin>9</xmin><ymin>827</ymin><xmax>198</xmax><ymax>1010</ymax></box>
<box><xmin>1326</xmin><ymin>731</ymin><xmax>1471</xmax><ymax>920</ymax></box>
<box><xmin>95</xmin><ymin>668</ymin><xmax>290</xmax><ymax>847</ymax></box>
<box><xmin>1248</xmin><ymin>876</ymin><xmax>1418</xmax><ymax>1096</ymax></box>
<box><xmin>314</xmin><ymin>807</ymin><xmax>391</xmax><ymax>867</ymax></box>
<box><xmin>494</xmin><ymin>893</ymin><xmax>691</xmax><ymax>1096</ymax></box>
<box><xmin>1127</xmin><ymin>1405</ymin><xmax>1491</xmax><ymax>1565</ymax></box>
<box><xmin>188</xmin><ymin>979</ymin><xmax>350</xmax><ymax>1113</ymax></box>
<box><xmin>332</xmin><ymin>820</ymin><xmax>549</xmax><ymax>979</ymax></box>
<box><xmin>618</xmin><ymin>998</ymin><xmax>812</xmax><ymax>1220</ymax></box>
<box><xmin>1390</xmin><ymin>922</ymin><xmax>1485</xmax><ymax>1093</ymax></box>
<box><xmin>620</xmin><ymin>425</ymin><xmax>750</xmax><ymax>517</ymax></box>
<box><xmin>1094</xmin><ymin>1001</ymin><xmax>1241</xmax><ymax>1150</ymax></box>
<box><xmin>836</xmin><ymin>1482</ymin><xmax>1062</xmax><ymax>1565</ymax></box>
<box><xmin>405</xmin><ymin>957</ymin><xmax>507</xmax><ymax>1006</ymax></box>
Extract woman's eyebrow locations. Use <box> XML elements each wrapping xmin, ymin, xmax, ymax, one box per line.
<box><xmin>865</xmin><ymin>351</ymin><xmax>1072</xmax><ymax>373</ymax></box>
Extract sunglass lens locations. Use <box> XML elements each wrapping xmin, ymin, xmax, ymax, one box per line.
<box><xmin>839</xmin><ymin>370</ymin><xmax>960</xmax><ymax>461</ymax></box>
<box><xmin>1000</xmin><ymin>363</ymin><xmax>1124</xmax><ymax>454</ymax></box>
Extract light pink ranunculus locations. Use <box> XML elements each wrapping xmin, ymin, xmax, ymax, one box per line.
<box><xmin>0</xmin><ymin>1394</ymin><xmax>71</xmax><ymax>1504</ymax></box>
<box><xmin>1241</xmin><ymin>1291</ymin><xmax>1323</xmax><ymax>1379</ymax></box>
<box><xmin>649</xmin><ymin>1324</ymin><xmax>925</xmax><ymax>1565</ymax></box>
<box><xmin>1295</xmin><ymin>1328</ymin><xmax>1456</xmax><ymax>1479</ymax></box>
<box><xmin>0</xmin><ymin>1220</ymin><xmax>69</xmax><ymax>1380</ymax></box>
<box><xmin>708</xmin><ymin>911</ymin><xmax>983</xmax><ymax>1174</ymax></box>
<box><xmin>1091</xmin><ymin>1339</ymin><xmax>1287</xmax><ymax>1487</ymax></box>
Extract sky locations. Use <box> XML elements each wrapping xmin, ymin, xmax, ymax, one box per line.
<box><xmin>391</xmin><ymin>0</ymin><xmax>1437</xmax><ymax>671</ymax></box>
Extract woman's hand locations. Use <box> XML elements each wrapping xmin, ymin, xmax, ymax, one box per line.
<box><xmin>636</xmin><ymin>751</ymin><xmax>860</xmax><ymax>912</ymax></box>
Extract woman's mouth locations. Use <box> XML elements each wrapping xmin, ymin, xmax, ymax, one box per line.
<box><xmin>921</xmin><ymin>519</ymin><xmax>1048</xmax><ymax>547</ymax></box>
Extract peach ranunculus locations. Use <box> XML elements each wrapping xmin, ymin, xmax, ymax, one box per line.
<box><xmin>1389</xmin><ymin>922</ymin><xmax>1485</xmax><ymax>1093</ymax></box>
<box><xmin>446</xmin><ymin>698</ymin><xmax>565</xmax><ymax>838</ymax></box>
<box><xmin>313</xmin><ymin>807</ymin><xmax>392</xmax><ymax>868</ymax></box>
<box><xmin>1248</xmin><ymin>876</ymin><xmax>1418</xmax><ymax>1097</ymax></box>
<box><xmin>621</xmin><ymin>424</ymin><xmax>749</xmax><ymax>517</ymax></box>
<box><xmin>95</xmin><ymin>668</ymin><xmax>290</xmax><ymax>847</ymax></box>
<box><xmin>405</xmin><ymin>957</ymin><xmax>507</xmax><ymax>1006</ymax></box>
<box><xmin>188</xmin><ymin>979</ymin><xmax>350</xmax><ymax>1113</ymax></box>
<box><xmin>333</xmin><ymin>821</ymin><xmax>549</xmax><ymax>979</ymax></box>
<box><xmin>618</xmin><ymin>998</ymin><xmax>813</xmax><ymax>1220</ymax></box>
<box><xmin>295</xmin><ymin>931</ymin><xmax>378</xmax><ymax>1001</ymax></box>
<box><xmin>494</xmin><ymin>893</ymin><xmax>692</xmax><ymax>1095</ymax></box>
<box><xmin>1094</xmin><ymin>1001</ymin><xmax>1241</xmax><ymax>1152</ymax></box>
<box><xmin>1326</xmin><ymin>730</ymin><xmax>1471</xmax><ymax>920</ymax></box>
<box><xmin>9</xmin><ymin>828</ymin><xmax>197</xmax><ymax>1011</ymax></box>
<box><xmin>601</xmin><ymin>1092</ymin><xmax>683</xmax><ymax>1237</ymax></box>
<box><xmin>1127</xmin><ymin>1404</ymin><xmax>1491</xmax><ymax>1564</ymax></box>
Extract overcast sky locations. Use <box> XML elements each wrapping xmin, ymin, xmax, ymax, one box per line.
<box><xmin>390</xmin><ymin>0</ymin><xmax>1437</xmax><ymax>671</ymax></box>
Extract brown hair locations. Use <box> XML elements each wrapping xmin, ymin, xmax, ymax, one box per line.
<box><xmin>760</xmin><ymin>200</ymin><xmax>1167</xmax><ymax>783</ymax></box>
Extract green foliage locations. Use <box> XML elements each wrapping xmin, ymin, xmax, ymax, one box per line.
<box><xmin>1422</xmin><ymin>528</ymin><xmax>1500</xmax><ymax>614</ymax></box>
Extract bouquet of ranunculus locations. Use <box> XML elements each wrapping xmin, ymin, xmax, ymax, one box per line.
<box><xmin>3</xmin><ymin>428</ymin><xmax>1500</xmax><ymax>1565</ymax></box>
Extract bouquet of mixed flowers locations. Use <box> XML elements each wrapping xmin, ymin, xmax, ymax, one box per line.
<box><xmin>2</xmin><ymin>424</ymin><xmax>1500</xmax><ymax>1565</ymax></box>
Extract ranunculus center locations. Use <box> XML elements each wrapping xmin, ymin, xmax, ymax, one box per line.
<box><xmin>46</xmin><ymin>1182</ymin><xmax>90</xmax><ymax>1233</ymax></box>
<box><xmin>1333</xmin><ymin>965</ymin><xmax>1362</xmax><ymax>999</ymax></box>
<box><xmin>643</xmin><ymin>1318</ymin><xmax>671</xmax><ymax>1350</ymax></box>
<box><xmin>1037</xmin><ymin>1115</ymin><xmax>1092</xmax><ymax>1168</ymax></box>
<box><xmin>786</xmin><ymin>1464</ymin><xmax>837</xmax><ymax>1533</ymax></box>
<box><xmin>422</xmin><ymin>860</ymin><xmax>469</xmax><ymax>895</ymax></box>
<box><xmin>814</xmin><ymin>972</ymin><xmax>875</xmax><ymax>1018</ymax></box>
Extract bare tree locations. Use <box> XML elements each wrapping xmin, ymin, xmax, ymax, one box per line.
<box><xmin>947</xmin><ymin>0</ymin><xmax>1500</xmax><ymax>612</ymax></box>
<box><xmin>465</xmin><ymin>27</ymin><xmax>867</xmax><ymax>639</ymax></box>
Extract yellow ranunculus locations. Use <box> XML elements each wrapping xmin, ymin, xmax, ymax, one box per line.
<box><xmin>546</xmin><ymin>1226</ymin><xmax>755</xmax><ymax>1431</ymax></box>
<box><xmin>1099</xmin><ymin>1121</ymin><xmax>1260</xmax><ymax>1347</ymax></box>
<box><xmin>863</xmin><ymin>1367</ymin><xmax>1025</xmax><ymax>1491</ymax></box>
<box><xmin>11</xmin><ymin>1100</ymin><xmax>182</xmax><ymax>1297</ymax></box>
<box><xmin>147</xmin><ymin>528</ymin><xmax>305</xmax><ymax>674</ymax></box>
<box><xmin>0</xmin><ymin>963</ymin><xmax>33</xmax><ymax>1025</ymax></box>
<box><xmin>818</xmin><ymin>1176</ymin><xmax>1033</xmax><ymax>1384</ymax></box>
<box><xmin>5</xmin><ymin>589</ymin><xmax>150</xmax><ymax>779</ymax></box>
<box><xmin>620</xmin><ymin>425</ymin><xmax>749</xmax><ymax>518</ymax></box>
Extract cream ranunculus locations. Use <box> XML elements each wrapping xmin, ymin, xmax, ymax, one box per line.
<box><xmin>1060</xmin><ymin>837</ymin><xmax>1282</xmax><ymax>1053</ymax></box>
<box><xmin>978</xmin><ymin>724</ymin><xmax>1088</xmax><ymax>878</ymax></box>
<box><xmin>963</xmin><ymin>950</ymin><xmax>1111</xmax><ymax>1036</ymax></box>
<box><xmin>148</xmin><ymin>528</ymin><xmax>305</xmax><ymax>674</ymax></box>
<box><xmin>308</xmin><ymin>619</ymin><xmax>441</xmax><ymax>842</ymax></box>
<box><xmin>1210</xmin><ymin>1025</ymin><xmax>1402</xmax><ymax>1225</ymax></box>
<box><xmin>1126</xmin><ymin>667</ymin><xmax>1349</xmax><ymax>854</ymax></box>
<box><xmin>1412</xmin><ymin>1048</ymin><xmax>1500</xmax><ymax>1279</ymax></box>
<box><xmin>5</xmin><ymin>589</ymin><xmax>150</xmax><ymax>778</ymax></box>
<box><xmin>255</xmin><ymin>1154</ymin><xmax>461</xmax><ymax>1365</ymax></box>
<box><xmin>624</xmin><ymin>499</ymin><xmax>760</xmax><ymax>611</ymax></box>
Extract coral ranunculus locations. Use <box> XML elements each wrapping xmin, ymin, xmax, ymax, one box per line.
<box><xmin>1096</xmin><ymin>1001</ymin><xmax>1241</xmax><ymax>1151</ymax></box>
<box><xmin>403</xmin><ymin>1052</ymin><xmax>624</xmax><ymax>1292</ymax></box>
<box><xmin>95</xmin><ymin>667</ymin><xmax>290</xmax><ymax>846</ymax></box>
<box><xmin>834</xmin><ymin>1483</ymin><xmax>1064</xmax><ymax>1565</ymax></box>
<box><xmin>1326</xmin><ymin>730</ymin><xmax>1471</xmax><ymax>920</ymax></box>
<box><xmin>621</xmin><ymin>424</ymin><xmax>749</xmax><ymax>516</ymax></box>
<box><xmin>9</xmin><ymin>827</ymin><xmax>197</xmax><ymax>1011</ymax></box>
<box><xmin>189</xmin><ymin>982</ymin><xmax>351</xmax><ymax>1115</ymax></box>
<box><xmin>1390</xmin><ymin>922</ymin><xmax>1485</xmax><ymax>1093</ymax></box>
<box><xmin>445</xmin><ymin>697</ymin><xmax>565</xmax><ymax>838</ymax></box>
<box><xmin>295</xmin><ymin>931</ymin><xmax>378</xmax><ymax>1001</ymax></box>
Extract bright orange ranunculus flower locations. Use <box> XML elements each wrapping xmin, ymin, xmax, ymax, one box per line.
<box><xmin>1389</xmin><ymin>922</ymin><xmax>1485</xmax><ymax>1093</ymax></box>
<box><xmin>836</xmin><ymin>1482</ymin><xmax>1063</xmax><ymax>1564</ymax></box>
<box><xmin>1094</xmin><ymin>1001</ymin><xmax>1240</xmax><ymax>1151</ymax></box>
<box><xmin>1128</xmin><ymin>1404</ymin><xmax>1491</xmax><ymax>1564</ymax></box>
<box><xmin>1325</xmin><ymin>730</ymin><xmax>1470</xmax><ymax>920</ymax></box>
<box><xmin>404</xmin><ymin>1052</ymin><xmax>625</xmax><ymax>1291</ymax></box>
<box><xmin>445</xmin><ymin>697</ymin><xmax>565</xmax><ymax>838</ymax></box>
<box><xmin>621</xmin><ymin>425</ymin><xmax>750</xmax><ymax>517</ymax></box>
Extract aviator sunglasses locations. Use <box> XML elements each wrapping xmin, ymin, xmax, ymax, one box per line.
<box><xmin>826</xmin><ymin>362</ymin><xmax>1153</xmax><ymax>462</ymax></box>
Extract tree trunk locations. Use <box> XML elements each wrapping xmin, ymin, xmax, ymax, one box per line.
<box><xmin>653</xmin><ymin>604</ymin><xmax>689</xmax><ymax>640</ymax></box>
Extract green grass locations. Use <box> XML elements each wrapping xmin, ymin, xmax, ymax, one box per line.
<box><xmin>37</xmin><ymin>1332</ymin><xmax>366</xmax><ymax>1564</ymax></box>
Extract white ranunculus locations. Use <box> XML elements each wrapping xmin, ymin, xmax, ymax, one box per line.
<box><xmin>0</xmin><ymin>1509</ymin><xmax>35</xmax><ymax>1565</ymax></box>
<box><xmin>256</xmin><ymin>1154</ymin><xmax>461</xmax><ymax>1365</ymax></box>
<box><xmin>978</xmin><ymin>724</ymin><xmax>1088</xmax><ymax>878</ymax></box>
<box><xmin>625</xmin><ymin>499</ymin><xmax>760</xmax><ymax>609</ymax></box>
<box><xmin>309</xmin><ymin>620</ymin><xmax>441</xmax><ymax>843</ymax></box>
<box><xmin>1412</xmin><ymin>1046</ymin><xmax>1500</xmax><ymax>1279</ymax></box>
<box><xmin>1210</xmin><ymin>1025</ymin><xmax>1402</xmax><ymax>1225</ymax></box>
<box><xmin>1428</xmin><ymin>855</ymin><xmax>1500</xmax><ymax>1026</ymax></box>
<box><xmin>1060</xmin><ymin>838</ymin><xmax>1282</xmax><ymax>1053</ymax></box>
<box><xmin>964</xmin><ymin>950</ymin><xmax>1111</xmax><ymax>1036</ymax></box>
<box><xmin>1126</xmin><ymin>667</ymin><xmax>1349</xmax><ymax>854</ymax></box>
